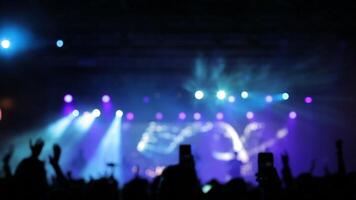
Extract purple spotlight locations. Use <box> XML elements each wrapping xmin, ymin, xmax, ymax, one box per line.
<box><xmin>305</xmin><ymin>96</ymin><xmax>313</xmax><ymax>104</ymax></box>
<box><xmin>246</xmin><ymin>111</ymin><xmax>254</xmax><ymax>120</ymax></box>
<box><xmin>155</xmin><ymin>112</ymin><xmax>163</xmax><ymax>120</ymax></box>
<box><xmin>289</xmin><ymin>111</ymin><xmax>297</xmax><ymax>119</ymax></box>
<box><xmin>102</xmin><ymin>95</ymin><xmax>111</xmax><ymax>103</ymax></box>
<box><xmin>265</xmin><ymin>95</ymin><xmax>273</xmax><ymax>103</ymax></box>
<box><xmin>193</xmin><ymin>112</ymin><xmax>202</xmax><ymax>120</ymax></box>
<box><xmin>64</xmin><ymin>94</ymin><xmax>73</xmax><ymax>103</ymax></box>
<box><xmin>178</xmin><ymin>112</ymin><xmax>186</xmax><ymax>120</ymax></box>
<box><xmin>143</xmin><ymin>96</ymin><xmax>150</xmax><ymax>104</ymax></box>
<box><xmin>216</xmin><ymin>112</ymin><xmax>224</xmax><ymax>120</ymax></box>
<box><xmin>126</xmin><ymin>112</ymin><xmax>135</xmax><ymax>121</ymax></box>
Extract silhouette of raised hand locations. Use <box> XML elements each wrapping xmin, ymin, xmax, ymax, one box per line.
<box><xmin>3</xmin><ymin>146</ymin><xmax>14</xmax><ymax>178</ymax></box>
<box><xmin>49</xmin><ymin>144</ymin><xmax>66</xmax><ymax>183</ymax></box>
<box><xmin>49</xmin><ymin>144</ymin><xmax>61</xmax><ymax>166</ymax></box>
<box><xmin>281</xmin><ymin>151</ymin><xmax>293</xmax><ymax>187</ymax></box>
<box><xmin>30</xmin><ymin>138</ymin><xmax>44</xmax><ymax>158</ymax></box>
<box><xmin>3</xmin><ymin>147</ymin><xmax>13</xmax><ymax>165</ymax></box>
<box><xmin>281</xmin><ymin>152</ymin><xmax>289</xmax><ymax>165</ymax></box>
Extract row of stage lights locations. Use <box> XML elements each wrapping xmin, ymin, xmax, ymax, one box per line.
<box><xmin>195</xmin><ymin>89</ymin><xmax>313</xmax><ymax>104</ymax></box>
<box><xmin>64</xmin><ymin>92</ymin><xmax>313</xmax><ymax>105</ymax></box>
<box><xmin>63</xmin><ymin>92</ymin><xmax>305</xmax><ymax>122</ymax></box>
<box><xmin>68</xmin><ymin>108</ymin><xmax>298</xmax><ymax>121</ymax></box>
<box><xmin>1</xmin><ymin>39</ymin><xmax>64</xmax><ymax>49</ymax></box>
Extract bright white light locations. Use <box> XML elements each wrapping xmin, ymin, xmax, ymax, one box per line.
<box><xmin>56</xmin><ymin>40</ymin><xmax>64</xmax><ymax>48</ymax></box>
<box><xmin>265</xmin><ymin>95</ymin><xmax>273</xmax><ymax>103</ymax></box>
<box><xmin>1</xmin><ymin>39</ymin><xmax>10</xmax><ymax>49</ymax></box>
<box><xmin>282</xmin><ymin>93</ymin><xmax>289</xmax><ymax>100</ymax></box>
<box><xmin>194</xmin><ymin>90</ymin><xmax>204</xmax><ymax>100</ymax></box>
<box><xmin>216</xmin><ymin>90</ymin><xmax>227</xmax><ymax>100</ymax></box>
<box><xmin>76</xmin><ymin>111</ymin><xmax>95</xmax><ymax>131</ymax></box>
<box><xmin>92</xmin><ymin>109</ymin><xmax>101</xmax><ymax>118</ymax></box>
<box><xmin>228</xmin><ymin>96</ymin><xmax>236</xmax><ymax>103</ymax></box>
<box><xmin>289</xmin><ymin>111</ymin><xmax>297</xmax><ymax>119</ymax></box>
<box><xmin>102</xmin><ymin>95</ymin><xmax>111</xmax><ymax>103</ymax></box>
<box><xmin>246</xmin><ymin>111</ymin><xmax>254</xmax><ymax>120</ymax></box>
<box><xmin>241</xmin><ymin>91</ymin><xmax>249</xmax><ymax>99</ymax></box>
<box><xmin>276</xmin><ymin>128</ymin><xmax>288</xmax><ymax>138</ymax></box>
<box><xmin>202</xmin><ymin>184</ymin><xmax>212</xmax><ymax>193</ymax></box>
<box><xmin>116</xmin><ymin>110</ymin><xmax>124</xmax><ymax>117</ymax></box>
<box><xmin>72</xmin><ymin>109</ymin><xmax>80</xmax><ymax>117</ymax></box>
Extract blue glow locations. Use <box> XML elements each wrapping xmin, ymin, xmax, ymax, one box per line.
<box><xmin>282</xmin><ymin>93</ymin><xmax>289</xmax><ymax>100</ymax></box>
<box><xmin>56</xmin><ymin>40</ymin><xmax>64</xmax><ymax>48</ymax></box>
<box><xmin>194</xmin><ymin>90</ymin><xmax>204</xmax><ymax>100</ymax></box>
<box><xmin>241</xmin><ymin>91</ymin><xmax>249</xmax><ymax>99</ymax></box>
<box><xmin>47</xmin><ymin>113</ymin><xmax>78</xmax><ymax>138</ymax></box>
<box><xmin>216</xmin><ymin>90</ymin><xmax>227</xmax><ymax>100</ymax></box>
<box><xmin>1</xmin><ymin>39</ymin><xmax>10</xmax><ymax>49</ymax></box>
<box><xmin>0</xmin><ymin>27</ymin><xmax>31</xmax><ymax>56</ymax></box>
<box><xmin>83</xmin><ymin>115</ymin><xmax>122</xmax><ymax>180</ymax></box>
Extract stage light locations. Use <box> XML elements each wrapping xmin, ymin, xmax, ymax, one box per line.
<box><xmin>202</xmin><ymin>184</ymin><xmax>212</xmax><ymax>194</ymax></box>
<box><xmin>282</xmin><ymin>93</ymin><xmax>289</xmax><ymax>100</ymax></box>
<box><xmin>49</xmin><ymin>111</ymin><xmax>79</xmax><ymax>138</ymax></box>
<box><xmin>289</xmin><ymin>111</ymin><xmax>297</xmax><ymax>119</ymax></box>
<box><xmin>126</xmin><ymin>112</ymin><xmax>134</xmax><ymax>121</ymax></box>
<box><xmin>178</xmin><ymin>112</ymin><xmax>186</xmax><ymax>120</ymax></box>
<box><xmin>64</xmin><ymin>94</ymin><xmax>73</xmax><ymax>103</ymax></box>
<box><xmin>102</xmin><ymin>95</ymin><xmax>111</xmax><ymax>103</ymax></box>
<box><xmin>116</xmin><ymin>110</ymin><xmax>124</xmax><ymax>118</ymax></box>
<box><xmin>1</xmin><ymin>39</ymin><xmax>10</xmax><ymax>49</ymax></box>
<box><xmin>92</xmin><ymin>109</ymin><xmax>101</xmax><ymax>118</ymax></box>
<box><xmin>83</xmin><ymin>110</ymin><xmax>123</xmax><ymax>181</ymax></box>
<box><xmin>76</xmin><ymin>111</ymin><xmax>95</xmax><ymax>131</ymax></box>
<box><xmin>193</xmin><ymin>112</ymin><xmax>202</xmax><ymax>120</ymax></box>
<box><xmin>143</xmin><ymin>96</ymin><xmax>150</xmax><ymax>104</ymax></box>
<box><xmin>216</xmin><ymin>90</ymin><xmax>226</xmax><ymax>100</ymax></box>
<box><xmin>56</xmin><ymin>40</ymin><xmax>63</xmax><ymax>48</ymax></box>
<box><xmin>246</xmin><ymin>111</ymin><xmax>254</xmax><ymax>120</ymax></box>
<box><xmin>216</xmin><ymin>112</ymin><xmax>224</xmax><ymax>120</ymax></box>
<box><xmin>228</xmin><ymin>96</ymin><xmax>236</xmax><ymax>103</ymax></box>
<box><xmin>72</xmin><ymin>109</ymin><xmax>80</xmax><ymax>117</ymax></box>
<box><xmin>155</xmin><ymin>112</ymin><xmax>163</xmax><ymax>120</ymax></box>
<box><xmin>194</xmin><ymin>90</ymin><xmax>204</xmax><ymax>100</ymax></box>
<box><xmin>305</xmin><ymin>96</ymin><xmax>313</xmax><ymax>104</ymax></box>
<box><xmin>265</xmin><ymin>95</ymin><xmax>273</xmax><ymax>103</ymax></box>
<box><xmin>241</xmin><ymin>91</ymin><xmax>249</xmax><ymax>99</ymax></box>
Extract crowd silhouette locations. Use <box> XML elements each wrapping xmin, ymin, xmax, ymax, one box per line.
<box><xmin>1</xmin><ymin>138</ymin><xmax>355</xmax><ymax>200</ymax></box>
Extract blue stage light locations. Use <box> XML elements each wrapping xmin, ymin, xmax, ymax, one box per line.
<box><xmin>282</xmin><ymin>92</ymin><xmax>289</xmax><ymax>100</ymax></box>
<box><xmin>1</xmin><ymin>39</ymin><xmax>10</xmax><ymax>49</ymax></box>
<box><xmin>72</xmin><ymin>109</ymin><xmax>80</xmax><ymax>117</ymax></box>
<box><xmin>241</xmin><ymin>91</ymin><xmax>249</xmax><ymax>99</ymax></box>
<box><xmin>56</xmin><ymin>40</ymin><xmax>64</xmax><ymax>48</ymax></box>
